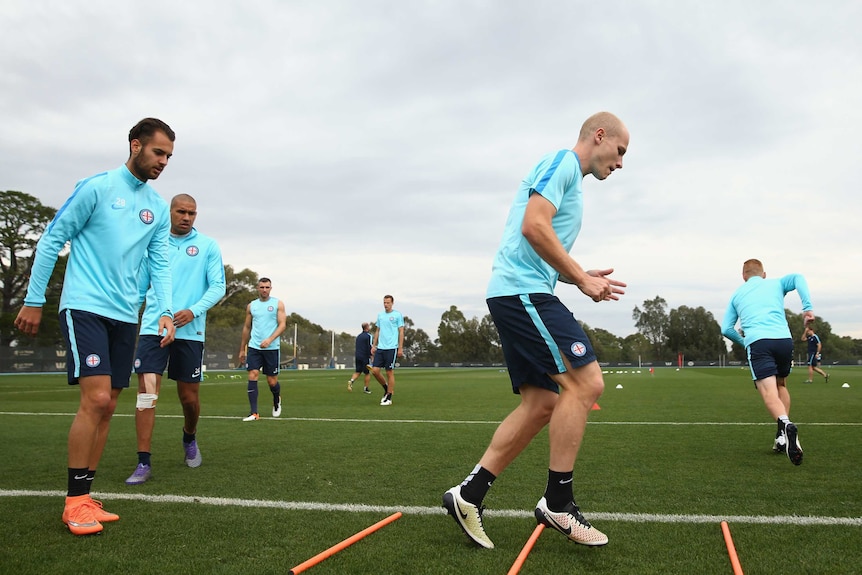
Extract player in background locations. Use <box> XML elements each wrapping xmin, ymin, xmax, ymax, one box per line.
<box><xmin>238</xmin><ymin>278</ymin><xmax>287</xmax><ymax>420</ymax></box>
<box><xmin>443</xmin><ymin>112</ymin><xmax>628</xmax><ymax>549</ymax></box>
<box><xmin>801</xmin><ymin>325</ymin><xmax>829</xmax><ymax>383</ymax></box>
<box><xmin>125</xmin><ymin>194</ymin><xmax>225</xmax><ymax>485</ymax></box>
<box><xmin>371</xmin><ymin>295</ymin><xmax>404</xmax><ymax>406</ymax></box>
<box><xmin>721</xmin><ymin>258</ymin><xmax>813</xmax><ymax>464</ymax></box>
<box><xmin>348</xmin><ymin>322</ymin><xmax>374</xmax><ymax>393</ymax></box>
<box><xmin>14</xmin><ymin>118</ymin><xmax>176</xmax><ymax>535</ymax></box>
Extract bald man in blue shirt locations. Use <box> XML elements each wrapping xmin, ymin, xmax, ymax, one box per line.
<box><xmin>443</xmin><ymin>112</ymin><xmax>629</xmax><ymax>550</ymax></box>
<box><xmin>126</xmin><ymin>194</ymin><xmax>226</xmax><ymax>485</ymax></box>
<box><xmin>721</xmin><ymin>258</ymin><xmax>814</xmax><ymax>466</ymax></box>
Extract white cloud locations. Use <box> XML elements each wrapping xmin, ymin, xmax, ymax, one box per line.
<box><xmin>2</xmin><ymin>0</ymin><xmax>860</xmax><ymax>340</ymax></box>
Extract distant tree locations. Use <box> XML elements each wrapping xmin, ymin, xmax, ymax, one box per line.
<box><xmin>581</xmin><ymin>322</ymin><xmax>623</xmax><ymax>363</ymax></box>
<box><xmin>632</xmin><ymin>296</ymin><xmax>669</xmax><ymax>360</ymax></box>
<box><xmin>621</xmin><ymin>333</ymin><xmax>652</xmax><ymax>363</ymax></box>
<box><xmin>205</xmin><ymin>265</ymin><xmax>260</xmax><ymax>359</ymax></box>
<box><xmin>478</xmin><ymin>314</ymin><xmax>503</xmax><ymax>363</ymax></box>
<box><xmin>666</xmin><ymin>305</ymin><xmax>726</xmax><ymax>361</ymax></box>
<box><xmin>0</xmin><ymin>191</ymin><xmax>58</xmax><ymax>346</ymax></box>
<box><xmin>437</xmin><ymin>305</ymin><xmax>501</xmax><ymax>363</ymax></box>
<box><xmin>403</xmin><ymin>316</ymin><xmax>437</xmax><ymax>363</ymax></box>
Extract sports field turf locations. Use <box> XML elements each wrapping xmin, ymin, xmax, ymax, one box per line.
<box><xmin>1</xmin><ymin>367</ymin><xmax>860</xmax><ymax>574</ymax></box>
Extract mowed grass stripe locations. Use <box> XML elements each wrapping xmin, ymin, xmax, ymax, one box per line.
<box><xmin>3</xmin><ymin>489</ymin><xmax>860</xmax><ymax>526</ymax></box>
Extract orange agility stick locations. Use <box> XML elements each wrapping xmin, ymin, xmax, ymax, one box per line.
<box><xmin>720</xmin><ymin>521</ymin><xmax>744</xmax><ymax>575</ymax></box>
<box><xmin>506</xmin><ymin>524</ymin><xmax>545</xmax><ymax>575</ymax></box>
<box><xmin>288</xmin><ymin>512</ymin><xmax>402</xmax><ymax>575</ymax></box>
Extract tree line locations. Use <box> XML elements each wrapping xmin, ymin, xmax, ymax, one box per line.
<box><xmin>3</xmin><ymin>190</ymin><xmax>862</xmax><ymax>365</ymax></box>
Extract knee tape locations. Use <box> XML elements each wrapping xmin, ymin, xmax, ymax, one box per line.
<box><xmin>136</xmin><ymin>393</ymin><xmax>159</xmax><ymax>410</ymax></box>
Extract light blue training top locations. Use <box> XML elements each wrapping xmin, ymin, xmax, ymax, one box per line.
<box><xmin>139</xmin><ymin>228</ymin><xmax>225</xmax><ymax>342</ymax></box>
<box><xmin>376</xmin><ymin>310</ymin><xmax>404</xmax><ymax>350</ymax></box>
<box><xmin>721</xmin><ymin>275</ymin><xmax>812</xmax><ymax>348</ymax></box>
<box><xmin>487</xmin><ymin>149</ymin><xmax>584</xmax><ymax>298</ymax></box>
<box><xmin>249</xmin><ymin>297</ymin><xmax>281</xmax><ymax>350</ymax></box>
<box><xmin>24</xmin><ymin>165</ymin><xmax>173</xmax><ymax>323</ymax></box>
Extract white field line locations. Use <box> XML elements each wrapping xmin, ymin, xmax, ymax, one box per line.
<box><xmin>1</xmin><ymin>411</ymin><xmax>861</xmax><ymax>426</ymax></box>
<box><xmin>1</xmin><ymin>488</ymin><xmax>860</xmax><ymax>527</ymax></box>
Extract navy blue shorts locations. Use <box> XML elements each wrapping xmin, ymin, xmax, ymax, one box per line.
<box><xmin>247</xmin><ymin>347</ymin><xmax>279</xmax><ymax>376</ymax></box>
<box><xmin>373</xmin><ymin>348</ymin><xmax>397</xmax><ymax>370</ymax></box>
<box><xmin>747</xmin><ymin>338</ymin><xmax>793</xmax><ymax>382</ymax></box>
<box><xmin>807</xmin><ymin>353</ymin><xmax>821</xmax><ymax>366</ymax></box>
<box><xmin>59</xmin><ymin>309</ymin><xmax>137</xmax><ymax>388</ymax></box>
<box><xmin>354</xmin><ymin>357</ymin><xmax>371</xmax><ymax>374</ymax></box>
<box><xmin>487</xmin><ymin>294</ymin><xmax>596</xmax><ymax>394</ymax></box>
<box><xmin>134</xmin><ymin>335</ymin><xmax>204</xmax><ymax>383</ymax></box>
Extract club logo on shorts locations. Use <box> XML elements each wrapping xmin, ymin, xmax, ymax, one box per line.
<box><xmin>134</xmin><ymin>359</ymin><xmax>141</xmax><ymax>368</ymax></box>
<box><xmin>186</xmin><ymin>245</ymin><xmax>199</xmax><ymax>257</ymax></box>
<box><xmin>570</xmin><ymin>342</ymin><xmax>587</xmax><ymax>357</ymax></box>
<box><xmin>85</xmin><ymin>354</ymin><xmax>101</xmax><ymax>368</ymax></box>
<box><xmin>139</xmin><ymin>209</ymin><xmax>155</xmax><ymax>224</ymax></box>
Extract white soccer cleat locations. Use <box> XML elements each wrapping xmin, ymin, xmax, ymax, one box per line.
<box><xmin>442</xmin><ymin>485</ymin><xmax>494</xmax><ymax>549</ymax></box>
<box><xmin>535</xmin><ymin>496</ymin><xmax>608</xmax><ymax>546</ymax></box>
<box><xmin>273</xmin><ymin>397</ymin><xmax>282</xmax><ymax>418</ymax></box>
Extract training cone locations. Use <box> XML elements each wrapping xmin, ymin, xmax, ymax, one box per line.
<box><xmin>842</xmin><ymin>383</ymin><xmax>850</xmax><ymax>388</ymax></box>
<box><xmin>615</xmin><ymin>384</ymin><xmax>623</xmax><ymax>389</ymax></box>
<box><xmin>591</xmin><ymin>403</ymin><xmax>601</xmax><ymax>410</ymax></box>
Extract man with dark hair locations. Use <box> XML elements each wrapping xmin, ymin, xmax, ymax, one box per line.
<box><xmin>128</xmin><ymin>117</ymin><xmax>176</xmax><ymax>149</ymax></box>
<box><xmin>15</xmin><ymin>117</ymin><xmax>177</xmax><ymax>535</ymax></box>
<box><xmin>238</xmin><ymin>278</ymin><xmax>287</xmax><ymax>420</ymax></box>
<box><xmin>371</xmin><ymin>295</ymin><xmax>404</xmax><ymax>406</ymax></box>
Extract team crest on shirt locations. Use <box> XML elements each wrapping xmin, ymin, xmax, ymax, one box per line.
<box><xmin>267</xmin><ymin>306</ymin><xmax>274</xmax><ymax>312</ymax></box>
<box><xmin>85</xmin><ymin>354</ymin><xmax>101</xmax><ymax>368</ymax></box>
<box><xmin>570</xmin><ymin>342</ymin><xmax>587</xmax><ymax>357</ymax></box>
<box><xmin>186</xmin><ymin>246</ymin><xmax>199</xmax><ymax>257</ymax></box>
<box><xmin>139</xmin><ymin>209</ymin><xmax>155</xmax><ymax>224</ymax></box>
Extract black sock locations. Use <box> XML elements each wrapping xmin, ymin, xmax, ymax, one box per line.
<box><xmin>138</xmin><ymin>451</ymin><xmax>152</xmax><ymax>466</ymax></box>
<box><xmin>544</xmin><ymin>469</ymin><xmax>574</xmax><ymax>511</ymax></box>
<box><xmin>460</xmin><ymin>465</ymin><xmax>496</xmax><ymax>505</ymax></box>
<box><xmin>67</xmin><ymin>467</ymin><xmax>89</xmax><ymax>497</ymax></box>
<box><xmin>271</xmin><ymin>382</ymin><xmax>281</xmax><ymax>404</ymax></box>
<box><xmin>183</xmin><ymin>429</ymin><xmax>196</xmax><ymax>444</ymax></box>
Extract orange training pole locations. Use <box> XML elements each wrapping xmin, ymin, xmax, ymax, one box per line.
<box><xmin>720</xmin><ymin>521</ymin><xmax>744</xmax><ymax>575</ymax></box>
<box><xmin>506</xmin><ymin>524</ymin><xmax>545</xmax><ymax>575</ymax></box>
<box><xmin>288</xmin><ymin>512</ymin><xmax>402</xmax><ymax>575</ymax></box>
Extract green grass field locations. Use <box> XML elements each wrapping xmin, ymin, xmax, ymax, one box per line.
<box><xmin>1</xmin><ymin>367</ymin><xmax>860</xmax><ymax>575</ymax></box>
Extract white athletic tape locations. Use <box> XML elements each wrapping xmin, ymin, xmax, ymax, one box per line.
<box><xmin>136</xmin><ymin>393</ymin><xmax>159</xmax><ymax>410</ymax></box>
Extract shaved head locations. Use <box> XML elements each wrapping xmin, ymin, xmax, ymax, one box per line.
<box><xmin>578</xmin><ymin>111</ymin><xmax>626</xmax><ymax>141</ymax></box>
<box><xmin>171</xmin><ymin>193</ymin><xmax>196</xmax><ymax>208</ymax></box>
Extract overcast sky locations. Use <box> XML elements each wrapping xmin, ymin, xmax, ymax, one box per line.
<box><xmin>3</xmin><ymin>1</ymin><xmax>861</xmax><ymax>344</ymax></box>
